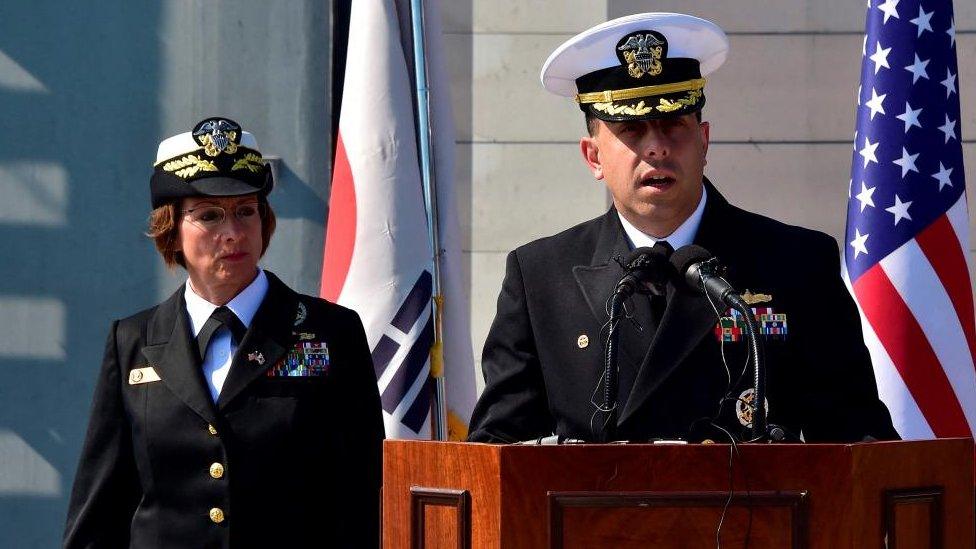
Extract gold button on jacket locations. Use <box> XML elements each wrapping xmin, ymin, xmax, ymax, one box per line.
<box><xmin>209</xmin><ymin>463</ymin><xmax>224</xmax><ymax>479</ymax></box>
<box><xmin>209</xmin><ymin>507</ymin><xmax>225</xmax><ymax>524</ymax></box>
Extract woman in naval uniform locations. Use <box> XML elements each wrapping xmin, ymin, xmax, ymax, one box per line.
<box><xmin>64</xmin><ymin>118</ymin><xmax>384</xmax><ymax>548</ymax></box>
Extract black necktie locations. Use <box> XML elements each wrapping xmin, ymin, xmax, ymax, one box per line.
<box><xmin>652</xmin><ymin>240</ymin><xmax>674</xmax><ymax>261</ymax></box>
<box><xmin>646</xmin><ymin>240</ymin><xmax>673</xmax><ymax>337</ymax></box>
<box><xmin>196</xmin><ymin>306</ymin><xmax>247</xmax><ymax>362</ymax></box>
<box><xmin>615</xmin><ymin>241</ymin><xmax>675</xmax><ymax>409</ymax></box>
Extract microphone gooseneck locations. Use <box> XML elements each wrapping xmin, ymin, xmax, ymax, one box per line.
<box><xmin>599</xmin><ymin>244</ymin><xmax>673</xmax><ymax>442</ymax></box>
<box><xmin>670</xmin><ymin>245</ymin><xmax>768</xmax><ymax>441</ymax></box>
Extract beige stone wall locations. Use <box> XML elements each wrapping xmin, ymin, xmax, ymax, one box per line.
<box><xmin>443</xmin><ymin>2</ymin><xmax>976</xmax><ymax>392</ymax></box>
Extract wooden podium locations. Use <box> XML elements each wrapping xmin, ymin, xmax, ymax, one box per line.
<box><xmin>382</xmin><ymin>438</ymin><xmax>973</xmax><ymax>548</ymax></box>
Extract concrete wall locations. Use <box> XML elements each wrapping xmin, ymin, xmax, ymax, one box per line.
<box><xmin>443</xmin><ymin>1</ymin><xmax>976</xmax><ymax>391</ymax></box>
<box><xmin>0</xmin><ymin>2</ymin><xmax>331</xmax><ymax>546</ymax></box>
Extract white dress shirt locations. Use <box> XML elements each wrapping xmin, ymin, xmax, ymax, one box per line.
<box><xmin>184</xmin><ymin>269</ymin><xmax>269</xmax><ymax>401</ymax></box>
<box><xmin>617</xmin><ymin>184</ymin><xmax>708</xmax><ymax>251</ymax></box>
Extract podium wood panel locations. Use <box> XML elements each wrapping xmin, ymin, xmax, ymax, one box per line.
<box><xmin>383</xmin><ymin>439</ymin><xmax>974</xmax><ymax>548</ymax></box>
<box><xmin>549</xmin><ymin>490</ymin><xmax>807</xmax><ymax>548</ymax></box>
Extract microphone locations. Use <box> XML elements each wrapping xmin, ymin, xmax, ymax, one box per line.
<box><xmin>614</xmin><ymin>244</ymin><xmax>673</xmax><ymax>298</ymax></box>
<box><xmin>670</xmin><ymin>245</ymin><xmax>769</xmax><ymax>441</ymax></box>
<box><xmin>669</xmin><ymin>245</ymin><xmax>737</xmax><ymax>305</ymax></box>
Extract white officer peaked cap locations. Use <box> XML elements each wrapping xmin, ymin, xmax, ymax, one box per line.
<box><xmin>541</xmin><ymin>13</ymin><xmax>729</xmax><ymax>122</ymax></box>
<box><xmin>542</xmin><ymin>13</ymin><xmax>729</xmax><ymax>97</ymax></box>
<box><xmin>149</xmin><ymin>117</ymin><xmax>273</xmax><ymax>208</ymax></box>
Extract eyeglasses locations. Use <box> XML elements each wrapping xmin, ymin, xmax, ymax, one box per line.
<box><xmin>182</xmin><ymin>202</ymin><xmax>265</xmax><ymax>229</ymax></box>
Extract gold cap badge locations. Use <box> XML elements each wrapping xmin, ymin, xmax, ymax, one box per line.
<box><xmin>617</xmin><ymin>31</ymin><xmax>665</xmax><ymax>78</ymax></box>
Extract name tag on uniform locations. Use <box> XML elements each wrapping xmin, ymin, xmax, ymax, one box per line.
<box><xmin>128</xmin><ymin>366</ymin><xmax>161</xmax><ymax>385</ymax></box>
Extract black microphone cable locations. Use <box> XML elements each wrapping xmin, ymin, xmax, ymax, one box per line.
<box><xmin>671</xmin><ymin>245</ymin><xmax>769</xmax><ymax>441</ymax></box>
<box><xmin>711</xmin><ymin>422</ymin><xmax>754</xmax><ymax>549</ymax></box>
<box><xmin>592</xmin><ymin>244</ymin><xmax>673</xmax><ymax>442</ymax></box>
<box><xmin>589</xmin><ymin>290</ymin><xmax>639</xmax><ymax>439</ymax></box>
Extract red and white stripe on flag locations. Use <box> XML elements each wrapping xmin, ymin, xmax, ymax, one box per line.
<box><xmin>321</xmin><ymin>0</ymin><xmax>476</xmax><ymax>440</ymax></box>
<box><xmin>850</xmin><ymin>195</ymin><xmax>976</xmax><ymax>440</ymax></box>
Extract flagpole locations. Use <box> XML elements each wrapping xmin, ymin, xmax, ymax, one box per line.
<box><xmin>409</xmin><ymin>0</ymin><xmax>448</xmax><ymax>441</ymax></box>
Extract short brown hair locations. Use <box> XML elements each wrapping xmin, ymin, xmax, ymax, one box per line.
<box><xmin>146</xmin><ymin>199</ymin><xmax>277</xmax><ymax>268</ymax></box>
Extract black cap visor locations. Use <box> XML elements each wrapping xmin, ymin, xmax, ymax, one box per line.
<box><xmin>150</xmin><ymin>170</ymin><xmax>273</xmax><ymax>208</ymax></box>
<box><xmin>576</xmin><ymin>54</ymin><xmax>704</xmax><ymax>121</ymax></box>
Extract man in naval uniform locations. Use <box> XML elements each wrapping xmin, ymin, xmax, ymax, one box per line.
<box><xmin>467</xmin><ymin>13</ymin><xmax>897</xmax><ymax>444</ymax></box>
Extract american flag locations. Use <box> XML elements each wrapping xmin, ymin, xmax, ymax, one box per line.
<box><xmin>845</xmin><ymin>0</ymin><xmax>974</xmax><ymax>441</ymax></box>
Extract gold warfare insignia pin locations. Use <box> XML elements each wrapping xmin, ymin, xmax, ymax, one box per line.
<box><xmin>616</xmin><ymin>30</ymin><xmax>666</xmax><ymax>79</ymax></box>
<box><xmin>742</xmin><ymin>290</ymin><xmax>772</xmax><ymax>305</ymax></box>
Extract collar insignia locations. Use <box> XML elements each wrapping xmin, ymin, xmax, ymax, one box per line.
<box><xmin>193</xmin><ymin>118</ymin><xmax>241</xmax><ymax>157</ymax></box>
<box><xmin>616</xmin><ymin>31</ymin><xmax>666</xmax><ymax>79</ymax></box>
<box><xmin>247</xmin><ymin>351</ymin><xmax>266</xmax><ymax>365</ymax></box>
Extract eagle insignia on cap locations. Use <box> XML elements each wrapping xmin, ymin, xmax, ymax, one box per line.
<box><xmin>193</xmin><ymin>118</ymin><xmax>241</xmax><ymax>157</ymax></box>
<box><xmin>616</xmin><ymin>31</ymin><xmax>665</xmax><ymax>79</ymax></box>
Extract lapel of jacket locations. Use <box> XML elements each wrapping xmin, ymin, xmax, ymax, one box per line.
<box><xmin>572</xmin><ymin>209</ymin><xmax>655</xmax><ymax>406</ymax></box>
<box><xmin>572</xmin><ymin>209</ymin><xmax>634</xmax><ymax>323</ymax></box>
<box><xmin>216</xmin><ymin>271</ymin><xmax>297</xmax><ymax>410</ymax></box>
<box><xmin>618</xmin><ymin>180</ymin><xmax>733</xmax><ymax>427</ymax></box>
<box><xmin>141</xmin><ymin>288</ymin><xmax>219</xmax><ymax>426</ymax></box>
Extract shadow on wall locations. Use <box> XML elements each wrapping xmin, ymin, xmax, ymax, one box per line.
<box><xmin>0</xmin><ymin>2</ymin><xmax>162</xmax><ymax>547</ymax></box>
<box><xmin>0</xmin><ymin>2</ymin><xmax>334</xmax><ymax>546</ymax></box>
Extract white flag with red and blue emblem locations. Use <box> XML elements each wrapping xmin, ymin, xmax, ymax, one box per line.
<box><xmin>845</xmin><ymin>0</ymin><xmax>974</xmax><ymax>441</ymax></box>
<box><xmin>321</xmin><ymin>0</ymin><xmax>476</xmax><ymax>439</ymax></box>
